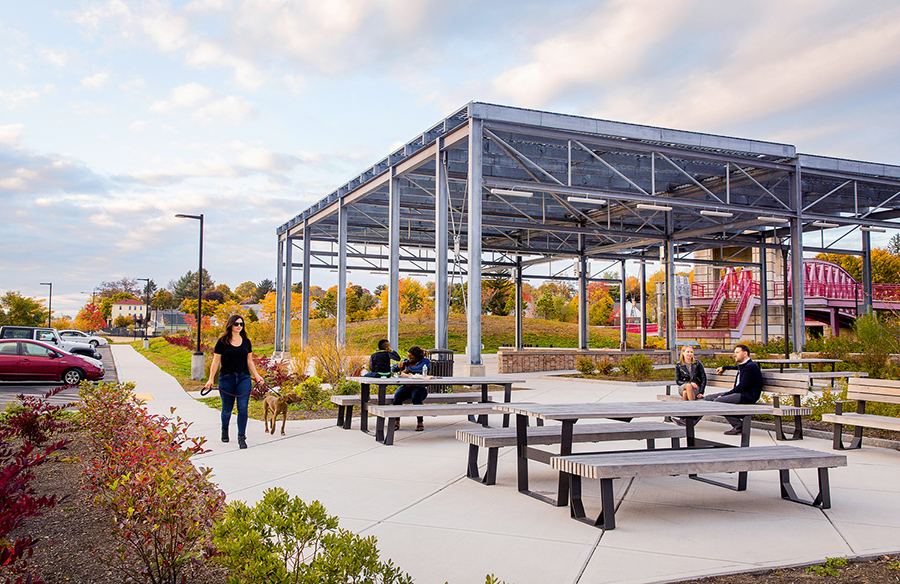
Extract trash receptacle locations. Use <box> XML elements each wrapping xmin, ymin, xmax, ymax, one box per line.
<box><xmin>427</xmin><ymin>348</ymin><xmax>454</xmax><ymax>377</ymax></box>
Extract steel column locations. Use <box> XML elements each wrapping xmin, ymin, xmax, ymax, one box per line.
<box><xmin>435</xmin><ymin>139</ymin><xmax>449</xmax><ymax>349</ymax></box>
<box><xmin>467</xmin><ymin>118</ymin><xmax>484</xmax><ymax>371</ymax></box>
<box><xmin>284</xmin><ymin>237</ymin><xmax>293</xmax><ymax>353</ymax></box>
<box><xmin>301</xmin><ymin>223</ymin><xmax>311</xmax><ymax>348</ymax></box>
<box><xmin>620</xmin><ymin>260</ymin><xmax>627</xmax><ymax>349</ymax></box>
<box><xmin>790</xmin><ymin>166</ymin><xmax>806</xmax><ymax>352</ymax></box>
<box><xmin>388</xmin><ymin>168</ymin><xmax>401</xmax><ymax>351</ymax></box>
<box><xmin>577</xmin><ymin>235</ymin><xmax>588</xmax><ymax>350</ymax></box>
<box><xmin>862</xmin><ymin>230</ymin><xmax>873</xmax><ymax>314</ymax></box>
<box><xmin>337</xmin><ymin>202</ymin><xmax>348</xmax><ymax>346</ymax></box>
<box><xmin>759</xmin><ymin>242</ymin><xmax>769</xmax><ymax>344</ymax></box>
<box><xmin>639</xmin><ymin>259</ymin><xmax>647</xmax><ymax>349</ymax></box>
<box><xmin>665</xmin><ymin>215</ymin><xmax>677</xmax><ymax>359</ymax></box>
<box><xmin>515</xmin><ymin>256</ymin><xmax>523</xmax><ymax>350</ymax></box>
<box><xmin>274</xmin><ymin>237</ymin><xmax>284</xmax><ymax>353</ymax></box>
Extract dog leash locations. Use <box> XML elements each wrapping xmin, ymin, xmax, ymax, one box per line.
<box><xmin>201</xmin><ymin>379</ymin><xmax>271</xmax><ymax>397</ymax></box>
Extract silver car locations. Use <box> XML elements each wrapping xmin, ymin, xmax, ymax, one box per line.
<box><xmin>58</xmin><ymin>329</ymin><xmax>109</xmax><ymax>348</ymax></box>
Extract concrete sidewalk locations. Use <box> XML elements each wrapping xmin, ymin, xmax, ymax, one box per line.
<box><xmin>111</xmin><ymin>345</ymin><xmax>900</xmax><ymax>584</ymax></box>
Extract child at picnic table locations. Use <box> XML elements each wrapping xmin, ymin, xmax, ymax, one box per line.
<box><xmin>364</xmin><ymin>338</ymin><xmax>401</xmax><ymax>378</ymax></box>
<box><xmin>390</xmin><ymin>346</ymin><xmax>432</xmax><ymax>432</ymax></box>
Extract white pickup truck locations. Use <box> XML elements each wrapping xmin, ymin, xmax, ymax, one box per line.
<box><xmin>0</xmin><ymin>326</ymin><xmax>100</xmax><ymax>359</ymax></box>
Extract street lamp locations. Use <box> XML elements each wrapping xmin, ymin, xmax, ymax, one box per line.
<box><xmin>40</xmin><ymin>282</ymin><xmax>52</xmax><ymax>327</ymax></box>
<box><xmin>175</xmin><ymin>213</ymin><xmax>205</xmax><ymax>380</ymax></box>
<box><xmin>136</xmin><ymin>277</ymin><xmax>151</xmax><ymax>348</ymax></box>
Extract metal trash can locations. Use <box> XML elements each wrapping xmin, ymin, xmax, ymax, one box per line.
<box><xmin>427</xmin><ymin>348</ymin><xmax>454</xmax><ymax>377</ymax></box>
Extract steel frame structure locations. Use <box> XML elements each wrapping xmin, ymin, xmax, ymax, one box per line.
<box><xmin>274</xmin><ymin>102</ymin><xmax>900</xmax><ymax>368</ymax></box>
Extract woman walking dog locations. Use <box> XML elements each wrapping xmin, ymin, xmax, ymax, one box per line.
<box><xmin>204</xmin><ymin>315</ymin><xmax>265</xmax><ymax>449</ymax></box>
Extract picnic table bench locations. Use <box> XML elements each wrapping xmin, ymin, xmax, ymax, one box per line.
<box><xmin>330</xmin><ymin>391</ymin><xmax>501</xmax><ymax>429</ymax></box>
<box><xmin>368</xmin><ymin>402</ymin><xmax>502</xmax><ymax>445</ymax></box>
<box><xmin>822</xmin><ymin>377</ymin><xmax>900</xmax><ymax>449</ymax></box>
<box><xmin>659</xmin><ymin>370</ymin><xmax>812</xmax><ymax>441</ymax></box>
<box><xmin>456</xmin><ymin>422</ymin><xmax>683</xmax><ymax>485</ymax></box>
<box><xmin>551</xmin><ymin>445</ymin><xmax>847</xmax><ymax>530</ymax></box>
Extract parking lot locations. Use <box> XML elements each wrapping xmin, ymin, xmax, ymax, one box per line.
<box><xmin>0</xmin><ymin>345</ymin><xmax>117</xmax><ymax>410</ymax></box>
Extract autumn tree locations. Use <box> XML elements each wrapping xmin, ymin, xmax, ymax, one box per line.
<box><xmin>234</xmin><ymin>281</ymin><xmax>258</xmax><ymax>301</ymax></box>
<box><xmin>76</xmin><ymin>302</ymin><xmax>107</xmax><ymax>331</ymax></box>
<box><xmin>259</xmin><ymin>291</ymin><xmax>303</xmax><ymax>321</ymax></box>
<box><xmin>151</xmin><ymin>289</ymin><xmax>177</xmax><ymax>310</ymax></box>
<box><xmin>0</xmin><ymin>291</ymin><xmax>48</xmax><ymax>327</ymax></box>
<box><xmin>98</xmin><ymin>278</ymin><xmax>140</xmax><ymax>299</ymax></box>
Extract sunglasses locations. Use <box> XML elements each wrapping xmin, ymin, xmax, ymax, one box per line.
<box><xmin>234</xmin><ymin>322</ymin><xmax>244</xmax><ymax>327</ymax></box>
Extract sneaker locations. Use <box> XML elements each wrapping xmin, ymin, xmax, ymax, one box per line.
<box><xmin>221</xmin><ymin>428</ymin><xmax>229</xmax><ymax>443</ymax></box>
<box><xmin>394</xmin><ymin>420</ymin><xmax>400</xmax><ymax>431</ymax></box>
<box><xmin>415</xmin><ymin>422</ymin><xmax>425</xmax><ymax>432</ymax></box>
<box><xmin>238</xmin><ymin>435</ymin><xmax>248</xmax><ymax>449</ymax></box>
<box><xmin>723</xmin><ymin>427</ymin><xmax>742</xmax><ymax>436</ymax></box>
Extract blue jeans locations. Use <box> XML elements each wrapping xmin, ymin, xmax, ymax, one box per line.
<box><xmin>219</xmin><ymin>372</ymin><xmax>251</xmax><ymax>436</ymax></box>
<box><xmin>393</xmin><ymin>385</ymin><xmax>427</xmax><ymax>423</ymax></box>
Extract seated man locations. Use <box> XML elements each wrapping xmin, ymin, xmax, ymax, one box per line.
<box><xmin>706</xmin><ymin>344</ymin><xmax>763</xmax><ymax>435</ymax></box>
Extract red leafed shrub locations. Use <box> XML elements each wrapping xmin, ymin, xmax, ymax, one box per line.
<box><xmin>0</xmin><ymin>387</ymin><xmax>73</xmax><ymax>584</ymax></box>
<box><xmin>79</xmin><ymin>382</ymin><xmax>225</xmax><ymax>584</ymax></box>
<box><xmin>3</xmin><ymin>386</ymin><xmax>76</xmax><ymax>445</ymax></box>
<box><xmin>163</xmin><ymin>334</ymin><xmax>210</xmax><ymax>353</ymax></box>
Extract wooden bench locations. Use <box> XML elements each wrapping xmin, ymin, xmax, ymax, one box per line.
<box><xmin>659</xmin><ymin>370</ymin><xmax>812</xmax><ymax>441</ymax></box>
<box><xmin>456</xmin><ymin>422</ymin><xmax>683</xmax><ymax>485</ymax></box>
<box><xmin>368</xmin><ymin>402</ymin><xmax>502</xmax><ymax>445</ymax></box>
<box><xmin>551</xmin><ymin>445</ymin><xmax>847</xmax><ymax>530</ymax></box>
<box><xmin>822</xmin><ymin>377</ymin><xmax>900</xmax><ymax>449</ymax></box>
<box><xmin>331</xmin><ymin>391</ymin><xmax>499</xmax><ymax>429</ymax></box>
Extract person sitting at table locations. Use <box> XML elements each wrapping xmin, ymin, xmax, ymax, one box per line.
<box><xmin>675</xmin><ymin>345</ymin><xmax>707</xmax><ymax>401</ymax></box>
<box><xmin>705</xmin><ymin>344</ymin><xmax>763</xmax><ymax>435</ymax></box>
<box><xmin>391</xmin><ymin>345</ymin><xmax>432</xmax><ymax>432</ymax></box>
<box><xmin>364</xmin><ymin>338</ymin><xmax>401</xmax><ymax>378</ymax></box>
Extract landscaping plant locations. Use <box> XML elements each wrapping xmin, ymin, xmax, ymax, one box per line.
<box><xmin>618</xmin><ymin>354</ymin><xmax>654</xmax><ymax>381</ymax></box>
<box><xmin>211</xmin><ymin>487</ymin><xmax>412</xmax><ymax>584</ymax></box>
<box><xmin>79</xmin><ymin>382</ymin><xmax>226</xmax><ymax>584</ymax></box>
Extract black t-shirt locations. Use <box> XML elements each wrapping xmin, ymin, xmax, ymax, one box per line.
<box><xmin>214</xmin><ymin>337</ymin><xmax>252</xmax><ymax>375</ymax></box>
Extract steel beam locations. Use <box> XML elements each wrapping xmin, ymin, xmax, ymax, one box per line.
<box><xmin>435</xmin><ymin>139</ymin><xmax>449</xmax><ymax>349</ymax></box>
<box><xmin>274</xmin><ymin>237</ymin><xmax>284</xmax><ymax>353</ymax></box>
<box><xmin>515</xmin><ymin>256</ymin><xmax>523</xmax><ymax>349</ymax></box>
<box><xmin>790</xmin><ymin>167</ymin><xmax>805</xmax><ymax>352</ymax></box>
<box><xmin>862</xmin><ymin>230</ymin><xmax>873</xmax><ymax>314</ymax></box>
<box><xmin>577</xmin><ymin>237</ymin><xmax>588</xmax><ymax>350</ymax></box>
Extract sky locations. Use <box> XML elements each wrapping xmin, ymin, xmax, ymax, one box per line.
<box><xmin>3</xmin><ymin>0</ymin><xmax>900</xmax><ymax>317</ymax></box>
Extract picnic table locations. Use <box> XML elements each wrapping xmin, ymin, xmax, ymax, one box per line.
<box><xmin>345</xmin><ymin>375</ymin><xmax>524</xmax><ymax>437</ymax></box>
<box><xmin>492</xmin><ymin>401</ymin><xmax>768</xmax><ymax>507</ymax></box>
<box><xmin>756</xmin><ymin>358</ymin><xmax>842</xmax><ymax>373</ymax></box>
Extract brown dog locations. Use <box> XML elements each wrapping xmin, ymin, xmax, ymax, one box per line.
<box><xmin>263</xmin><ymin>393</ymin><xmax>302</xmax><ymax>435</ymax></box>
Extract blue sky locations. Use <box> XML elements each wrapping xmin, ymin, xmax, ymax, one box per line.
<box><xmin>3</xmin><ymin>0</ymin><xmax>900</xmax><ymax>316</ymax></box>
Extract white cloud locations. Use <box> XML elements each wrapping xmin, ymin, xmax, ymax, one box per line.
<box><xmin>0</xmin><ymin>124</ymin><xmax>26</xmax><ymax>147</ymax></box>
<box><xmin>230</xmin><ymin>141</ymin><xmax>301</xmax><ymax>174</ymax></box>
<box><xmin>149</xmin><ymin>82</ymin><xmax>214</xmax><ymax>114</ymax></box>
<box><xmin>129</xmin><ymin>119</ymin><xmax>151</xmax><ymax>132</ymax></box>
<box><xmin>191</xmin><ymin>96</ymin><xmax>256</xmax><ymax>125</ymax></box>
<box><xmin>39</xmin><ymin>46</ymin><xmax>70</xmax><ymax>67</ymax></box>
<box><xmin>120</xmin><ymin>75</ymin><xmax>146</xmax><ymax>91</ymax></box>
<box><xmin>0</xmin><ymin>87</ymin><xmax>41</xmax><ymax>108</ymax></box>
<box><xmin>81</xmin><ymin>72</ymin><xmax>110</xmax><ymax>88</ymax></box>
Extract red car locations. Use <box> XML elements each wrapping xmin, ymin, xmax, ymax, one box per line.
<box><xmin>0</xmin><ymin>339</ymin><xmax>105</xmax><ymax>385</ymax></box>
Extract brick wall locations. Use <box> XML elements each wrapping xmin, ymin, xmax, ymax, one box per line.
<box><xmin>497</xmin><ymin>348</ymin><xmax>672</xmax><ymax>374</ymax></box>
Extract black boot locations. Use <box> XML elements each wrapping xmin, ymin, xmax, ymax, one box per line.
<box><xmin>238</xmin><ymin>435</ymin><xmax>247</xmax><ymax>449</ymax></box>
<box><xmin>221</xmin><ymin>427</ymin><xmax>229</xmax><ymax>443</ymax></box>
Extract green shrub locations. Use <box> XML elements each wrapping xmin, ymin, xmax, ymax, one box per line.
<box><xmin>619</xmin><ymin>354</ymin><xmax>654</xmax><ymax>381</ymax></box>
<box><xmin>334</xmin><ymin>378</ymin><xmax>362</xmax><ymax>396</ymax></box>
<box><xmin>212</xmin><ymin>487</ymin><xmax>412</xmax><ymax>584</ymax></box>
<box><xmin>300</xmin><ymin>376</ymin><xmax>327</xmax><ymax>410</ymax></box>
<box><xmin>594</xmin><ymin>359</ymin><xmax>614</xmax><ymax>375</ymax></box>
<box><xmin>575</xmin><ymin>356</ymin><xmax>595</xmax><ymax>376</ymax></box>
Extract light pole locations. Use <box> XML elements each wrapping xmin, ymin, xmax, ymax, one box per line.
<box><xmin>40</xmin><ymin>282</ymin><xmax>52</xmax><ymax>327</ymax></box>
<box><xmin>136</xmin><ymin>277</ymin><xmax>151</xmax><ymax>349</ymax></box>
<box><xmin>175</xmin><ymin>213</ymin><xmax>205</xmax><ymax>380</ymax></box>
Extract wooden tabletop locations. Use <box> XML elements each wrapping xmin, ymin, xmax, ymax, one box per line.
<box><xmin>493</xmin><ymin>401</ymin><xmax>768</xmax><ymax>420</ymax></box>
<box><xmin>346</xmin><ymin>376</ymin><xmax>525</xmax><ymax>385</ymax></box>
<box><xmin>756</xmin><ymin>358</ymin><xmax>842</xmax><ymax>364</ymax></box>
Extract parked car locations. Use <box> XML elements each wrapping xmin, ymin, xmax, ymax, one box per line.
<box><xmin>0</xmin><ymin>339</ymin><xmax>105</xmax><ymax>384</ymax></box>
<box><xmin>58</xmin><ymin>329</ymin><xmax>108</xmax><ymax>348</ymax></box>
<box><xmin>0</xmin><ymin>326</ymin><xmax>100</xmax><ymax>359</ymax></box>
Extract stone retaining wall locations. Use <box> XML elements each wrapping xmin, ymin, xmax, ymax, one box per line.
<box><xmin>497</xmin><ymin>348</ymin><xmax>672</xmax><ymax>374</ymax></box>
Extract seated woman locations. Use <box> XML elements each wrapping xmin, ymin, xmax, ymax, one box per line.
<box><xmin>391</xmin><ymin>345</ymin><xmax>432</xmax><ymax>432</ymax></box>
<box><xmin>675</xmin><ymin>345</ymin><xmax>707</xmax><ymax>401</ymax></box>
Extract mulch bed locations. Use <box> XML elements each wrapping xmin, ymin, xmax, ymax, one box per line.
<box><xmin>5</xmin><ymin>432</ymin><xmax>228</xmax><ymax>584</ymax></box>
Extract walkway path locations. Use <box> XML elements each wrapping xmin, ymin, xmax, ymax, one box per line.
<box><xmin>111</xmin><ymin>345</ymin><xmax>900</xmax><ymax>584</ymax></box>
